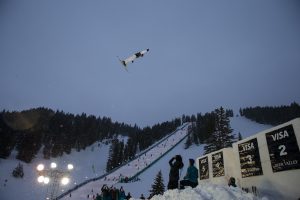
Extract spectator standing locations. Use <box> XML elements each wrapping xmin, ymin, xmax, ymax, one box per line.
<box><xmin>167</xmin><ymin>155</ymin><xmax>184</xmax><ymax>189</ymax></box>
<box><xmin>119</xmin><ymin>186</ymin><xmax>126</xmax><ymax>200</ymax></box>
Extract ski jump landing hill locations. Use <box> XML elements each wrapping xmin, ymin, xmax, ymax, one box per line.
<box><xmin>57</xmin><ymin>122</ymin><xmax>192</xmax><ymax>199</ymax></box>
<box><xmin>197</xmin><ymin>118</ymin><xmax>300</xmax><ymax>200</ymax></box>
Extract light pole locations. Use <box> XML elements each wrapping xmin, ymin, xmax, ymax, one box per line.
<box><xmin>37</xmin><ymin>162</ymin><xmax>74</xmax><ymax>200</ymax></box>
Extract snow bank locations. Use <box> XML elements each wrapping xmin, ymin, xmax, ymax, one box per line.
<box><xmin>147</xmin><ymin>183</ymin><xmax>264</xmax><ymax>200</ymax></box>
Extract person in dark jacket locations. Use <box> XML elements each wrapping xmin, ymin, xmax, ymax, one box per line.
<box><xmin>101</xmin><ymin>184</ymin><xmax>110</xmax><ymax>200</ymax></box>
<box><xmin>179</xmin><ymin>159</ymin><xmax>198</xmax><ymax>189</ymax></box>
<box><xmin>125</xmin><ymin>192</ymin><xmax>131</xmax><ymax>200</ymax></box>
<box><xmin>167</xmin><ymin>155</ymin><xmax>184</xmax><ymax>190</ymax></box>
<box><xmin>96</xmin><ymin>193</ymin><xmax>102</xmax><ymax>200</ymax></box>
<box><xmin>119</xmin><ymin>186</ymin><xmax>126</xmax><ymax>200</ymax></box>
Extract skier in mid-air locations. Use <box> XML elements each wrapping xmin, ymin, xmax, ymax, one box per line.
<box><xmin>118</xmin><ymin>49</ymin><xmax>149</xmax><ymax>71</ymax></box>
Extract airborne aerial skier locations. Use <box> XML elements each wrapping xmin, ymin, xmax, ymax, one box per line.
<box><xmin>118</xmin><ymin>49</ymin><xmax>149</xmax><ymax>71</ymax></box>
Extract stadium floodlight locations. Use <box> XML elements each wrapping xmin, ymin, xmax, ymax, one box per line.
<box><xmin>50</xmin><ymin>162</ymin><xmax>57</xmax><ymax>169</ymax></box>
<box><xmin>37</xmin><ymin>175</ymin><xmax>44</xmax><ymax>183</ymax></box>
<box><xmin>67</xmin><ymin>164</ymin><xmax>74</xmax><ymax>170</ymax></box>
<box><xmin>43</xmin><ymin>177</ymin><xmax>50</xmax><ymax>184</ymax></box>
<box><xmin>37</xmin><ymin>164</ymin><xmax>45</xmax><ymax>171</ymax></box>
<box><xmin>61</xmin><ymin>177</ymin><xmax>70</xmax><ymax>185</ymax></box>
<box><xmin>36</xmin><ymin>162</ymin><xmax>74</xmax><ymax>200</ymax></box>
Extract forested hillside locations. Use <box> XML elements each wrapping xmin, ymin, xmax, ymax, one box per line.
<box><xmin>2</xmin><ymin>103</ymin><xmax>297</xmax><ymax>168</ymax></box>
<box><xmin>184</xmin><ymin>107</ymin><xmax>234</xmax><ymax>145</ymax></box>
<box><xmin>239</xmin><ymin>102</ymin><xmax>300</xmax><ymax>125</ymax></box>
<box><xmin>183</xmin><ymin>107</ymin><xmax>236</xmax><ymax>155</ymax></box>
<box><xmin>0</xmin><ymin>108</ymin><xmax>182</xmax><ymax>164</ymax></box>
<box><xmin>186</xmin><ymin>103</ymin><xmax>300</xmax><ymax>154</ymax></box>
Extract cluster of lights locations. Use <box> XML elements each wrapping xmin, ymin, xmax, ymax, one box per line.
<box><xmin>36</xmin><ymin>162</ymin><xmax>74</xmax><ymax>185</ymax></box>
<box><xmin>37</xmin><ymin>175</ymin><xmax>50</xmax><ymax>184</ymax></box>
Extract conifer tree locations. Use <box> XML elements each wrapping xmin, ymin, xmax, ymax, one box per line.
<box><xmin>149</xmin><ymin>170</ymin><xmax>165</xmax><ymax>197</ymax></box>
<box><xmin>191</xmin><ymin>123</ymin><xmax>199</xmax><ymax>145</ymax></box>
<box><xmin>106</xmin><ymin>141</ymin><xmax>115</xmax><ymax>171</ymax></box>
<box><xmin>184</xmin><ymin>134</ymin><xmax>192</xmax><ymax>149</ymax></box>
<box><xmin>12</xmin><ymin>162</ymin><xmax>24</xmax><ymax>178</ymax></box>
<box><xmin>238</xmin><ymin>132</ymin><xmax>242</xmax><ymax>141</ymax></box>
<box><xmin>0</xmin><ymin>116</ymin><xmax>15</xmax><ymax>158</ymax></box>
<box><xmin>204</xmin><ymin>107</ymin><xmax>235</xmax><ymax>154</ymax></box>
<box><xmin>116</xmin><ymin>140</ymin><xmax>124</xmax><ymax>166</ymax></box>
<box><xmin>106</xmin><ymin>139</ymin><xmax>126</xmax><ymax>171</ymax></box>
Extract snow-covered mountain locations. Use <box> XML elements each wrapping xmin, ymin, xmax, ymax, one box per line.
<box><xmin>0</xmin><ymin>116</ymin><xmax>271</xmax><ymax>200</ymax></box>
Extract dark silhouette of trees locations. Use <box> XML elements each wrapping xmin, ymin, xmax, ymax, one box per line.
<box><xmin>0</xmin><ymin>110</ymin><xmax>16</xmax><ymax>158</ymax></box>
<box><xmin>240</xmin><ymin>102</ymin><xmax>300</xmax><ymax>125</ymax></box>
<box><xmin>0</xmin><ymin>107</ymin><xmax>183</xmax><ymax>167</ymax></box>
<box><xmin>204</xmin><ymin>107</ymin><xmax>235</xmax><ymax>154</ymax></box>
<box><xmin>184</xmin><ymin>134</ymin><xmax>193</xmax><ymax>149</ymax></box>
<box><xmin>0</xmin><ymin>108</ymin><xmax>140</xmax><ymax>163</ymax></box>
<box><xmin>106</xmin><ymin>138</ymin><xmax>126</xmax><ymax>171</ymax></box>
<box><xmin>16</xmin><ymin>130</ymin><xmax>42</xmax><ymax>163</ymax></box>
<box><xmin>238</xmin><ymin>132</ymin><xmax>242</xmax><ymax>141</ymax></box>
<box><xmin>137</xmin><ymin>119</ymin><xmax>182</xmax><ymax>152</ymax></box>
<box><xmin>12</xmin><ymin>162</ymin><xmax>24</xmax><ymax>178</ymax></box>
<box><xmin>193</xmin><ymin>112</ymin><xmax>216</xmax><ymax>145</ymax></box>
<box><xmin>149</xmin><ymin>170</ymin><xmax>165</xmax><ymax>197</ymax></box>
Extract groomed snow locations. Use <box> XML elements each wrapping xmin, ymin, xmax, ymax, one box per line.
<box><xmin>148</xmin><ymin>183</ymin><xmax>263</xmax><ymax>200</ymax></box>
<box><xmin>0</xmin><ymin>116</ymin><xmax>272</xmax><ymax>200</ymax></box>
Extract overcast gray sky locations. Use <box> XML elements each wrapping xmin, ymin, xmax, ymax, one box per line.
<box><xmin>1</xmin><ymin>0</ymin><xmax>300</xmax><ymax>127</ymax></box>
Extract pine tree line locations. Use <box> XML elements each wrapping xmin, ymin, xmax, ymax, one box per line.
<box><xmin>0</xmin><ymin>108</ymin><xmax>139</xmax><ymax>163</ymax></box>
<box><xmin>106</xmin><ymin>138</ymin><xmax>125</xmax><ymax>171</ymax></box>
<box><xmin>203</xmin><ymin>107</ymin><xmax>235</xmax><ymax>154</ymax></box>
<box><xmin>184</xmin><ymin>107</ymin><xmax>235</xmax><ymax>154</ymax></box>
<box><xmin>0</xmin><ymin>108</ymin><xmax>184</xmax><ymax>165</ymax></box>
<box><xmin>240</xmin><ymin>102</ymin><xmax>300</xmax><ymax>125</ymax></box>
<box><xmin>0</xmin><ymin>106</ymin><xmax>240</xmax><ymax>165</ymax></box>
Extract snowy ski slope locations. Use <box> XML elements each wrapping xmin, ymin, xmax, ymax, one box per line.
<box><xmin>0</xmin><ymin>116</ymin><xmax>272</xmax><ymax>200</ymax></box>
<box><xmin>58</xmin><ymin>123</ymin><xmax>191</xmax><ymax>199</ymax></box>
